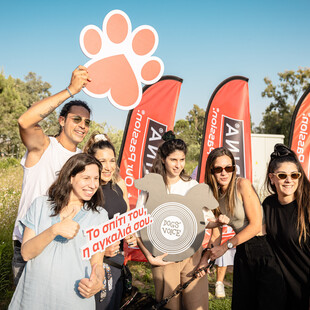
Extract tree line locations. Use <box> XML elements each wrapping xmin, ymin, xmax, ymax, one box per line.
<box><xmin>0</xmin><ymin>68</ymin><xmax>309</xmax><ymax>160</ymax></box>
<box><xmin>0</xmin><ymin>71</ymin><xmax>123</xmax><ymax>157</ymax></box>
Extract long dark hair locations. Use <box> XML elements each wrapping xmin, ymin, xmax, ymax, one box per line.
<box><xmin>205</xmin><ymin>147</ymin><xmax>237</xmax><ymax>215</ymax></box>
<box><xmin>48</xmin><ymin>153</ymin><xmax>104</xmax><ymax>215</ymax></box>
<box><xmin>266</xmin><ymin>143</ymin><xmax>310</xmax><ymax>243</ymax></box>
<box><xmin>151</xmin><ymin>131</ymin><xmax>190</xmax><ymax>185</ymax></box>
<box><xmin>83</xmin><ymin>132</ymin><xmax>121</xmax><ymax>185</ymax></box>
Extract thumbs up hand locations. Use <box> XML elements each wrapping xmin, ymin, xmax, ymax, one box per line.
<box><xmin>53</xmin><ymin>209</ymin><xmax>80</xmax><ymax>239</ymax></box>
<box><xmin>78</xmin><ymin>264</ymin><xmax>104</xmax><ymax>298</ymax></box>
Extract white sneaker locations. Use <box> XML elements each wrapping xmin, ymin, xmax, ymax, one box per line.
<box><xmin>215</xmin><ymin>281</ymin><xmax>225</xmax><ymax>298</ymax></box>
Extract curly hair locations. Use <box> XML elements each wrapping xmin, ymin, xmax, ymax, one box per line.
<box><xmin>59</xmin><ymin>100</ymin><xmax>91</xmax><ymax>118</ymax></box>
<box><xmin>56</xmin><ymin>100</ymin><xmax>91</xmax><ymax>136</ymax></box>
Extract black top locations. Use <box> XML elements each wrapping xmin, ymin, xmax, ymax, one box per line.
<box><xmin>263</xmin><ymin>194</ymin><xmax>310</xmax><ymax>310</ymax></box>
<box><xmin>102</xmin><ymin>181</ymin><xmax>127</xmax><ymax>220</ymax></box>
<box><xmin>102</xmin><ymin>181</ymin><xmax>127</xmax><ymax>254</ymax></box>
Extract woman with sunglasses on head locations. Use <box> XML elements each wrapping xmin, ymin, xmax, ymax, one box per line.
<box><xmin>263</xmin><ymin>144</ymin><xmax>310</xmax><ymax>310</ymax></box>
<box><xmin>203</xmin><ymin>147</ymin><xmax>285</xmax><ymax>310</ymax></box>
<box><xmin>84</xmin><ymin>133</ymin><xmax>137</xmax><ymax>310</ymax></box>
<box><xmin>9</xmin><ymin>153</ymin><xmax>109</xmax><ymax>310</ymax></box>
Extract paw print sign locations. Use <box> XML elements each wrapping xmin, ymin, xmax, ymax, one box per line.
<box><xmin>134</xmin><ymin>174</ymin><xmax>218</xmax><ymax>262</ymax></box>
<box><xmin>80</xmin><ymin>10</ymin><xmax>164</xmax><ymax>110</ymax></box>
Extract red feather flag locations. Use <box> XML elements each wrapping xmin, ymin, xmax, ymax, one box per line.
<box><xmin>118</xmin><ymin>76</ymin><xmax>183</xmax><ymax>261</ymax></box>
<box><xmin>197</xmin><ymin>76</ymin><xmax>252</xmax><ymax>183</ymax></box>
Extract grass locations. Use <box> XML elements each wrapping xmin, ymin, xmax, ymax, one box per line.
<box><xmin>208</xmin><ymin>267</ymin><xmax>233</xmax><ymax>309</ymax></box>
<box><xmin>127</xmin><ymin>261</ymin><xmax>232</xmax><ymax>309</ymax></box>
<box><xmin>127</xmin><ymin>261</ymin><xmax>156</xmax><ymax>297</ymax></box>
<box><xmin>0</xmin><ymin>158</ymin><xmax>232</xmax><ymax>310</ymax></box>
<box><xmin>0</xmin><ymin>158</ymin><xmax>23</xmax><ymax>310</ymax></box>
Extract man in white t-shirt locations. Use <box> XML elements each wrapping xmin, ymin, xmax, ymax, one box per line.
<box><xmin>12</xmin><ymin>65</ymin><xmax>92</xmax><ymax>285</ymax></box>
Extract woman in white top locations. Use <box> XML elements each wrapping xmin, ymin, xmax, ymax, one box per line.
<box><xmin>137</xmin><ymin>131</ymin><xmax>225</xmax><ymax>310</ymax></box>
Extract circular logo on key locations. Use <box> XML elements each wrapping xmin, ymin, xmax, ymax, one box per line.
<box><xmin>147</xmin><ymin>202</ymin><xmax>197</xmax><ymax>255</ymax></box>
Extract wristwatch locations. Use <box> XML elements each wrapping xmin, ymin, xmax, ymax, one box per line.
<box><xmin>227</xmin><ymin>240</ymin><xmax>234</xmax><ymax>249</ymax></box>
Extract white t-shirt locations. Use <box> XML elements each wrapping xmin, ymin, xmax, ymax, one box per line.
<box><xmin>13</xmin><ymin>137</ymin><xmax>81</xmax><ymax>241</ymax></box>
<box><xmin>136</xmin><ymin>178</ymin><xmax>215</xmax><ymax>227</ymax></box>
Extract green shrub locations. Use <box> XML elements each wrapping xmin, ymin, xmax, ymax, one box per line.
<box><xmin>185</xmin><ymin>160</ymin><xmax>198</xmax><ymax>177</ymax></box>
<box><xmin>0</xmin><ymin>243</ymin><xmax>14</xmax><ymax>308</ymax></box>
<box><xmin>0</xmin><ymin>158</ymin><xmax>20</xmax><ymax>169</ymax></box>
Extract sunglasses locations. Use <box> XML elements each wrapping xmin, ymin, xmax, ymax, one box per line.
<box><xmin>212</xmin><ymin>165</ymin><xmax>235</xmax><ymax>174</ymax></box>
<box><xmin>273</xmin><ymin>172</ymin><xmax>301</xmax><ymax>180</ymax></box>
<box><xmin>71</xmin><ymin>116</ymin><xmax>91</xmax><ymax>127</ymax></box>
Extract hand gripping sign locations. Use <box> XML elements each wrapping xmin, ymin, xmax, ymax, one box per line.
<box><xmin>79</xmin><ymin>9</ymin><xmax>164</xmax><ymax>110</ymax></box>
<box><xmin>81</xmin><ymin>207</ymin><xmax>153</xmax><ymax>260</ymax></box>
<box><xmin>134</xmin><ymin>173</ymin><xmax>218</xmax><ymax>262</ymax></box>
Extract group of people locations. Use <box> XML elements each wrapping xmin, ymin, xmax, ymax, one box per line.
<box><xmin>8</xmin><ymin>66</ymin><xmax>310</xmax><ymax>310</ymax></box>
<box><xmin>9</xmin><ymin>66</ymin><xmax>136</xmax><ymax>310</ymax></box>
<box><xmin>136</xmin><ymin>133</ymin><xmax>310</xmax><ymax>310</ymax></box>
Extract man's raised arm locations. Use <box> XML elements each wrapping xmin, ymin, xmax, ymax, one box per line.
<box><xmin>18</xmin><ymin>66</ymin><xmax>90</xmax><ymax>162</ymax></box>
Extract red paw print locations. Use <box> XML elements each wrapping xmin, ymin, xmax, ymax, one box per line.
<box><xmin>80</xmin><ymin>10</ymin><xmax>164</xmax><ymax>110</ymax></box>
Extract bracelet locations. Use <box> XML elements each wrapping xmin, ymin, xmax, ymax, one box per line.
<box><xmin>66</xmin><ymin>87</ymin><xmax>74</xmax><ymax>98</ymax></box>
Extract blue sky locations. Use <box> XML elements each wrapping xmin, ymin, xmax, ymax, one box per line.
<box><xmin>1</xmin><ymin>0</ymin><xmax>309</xmax><ymax>130</ymax></box>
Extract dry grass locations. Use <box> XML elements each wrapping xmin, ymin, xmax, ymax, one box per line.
<box><xmin>0</xmin><ymin>159</ymin><xmax>23</xmax><ymax>309</ymax></box>
<box><xmin>0</xmin><ymin>164</ymin><xmax>22</xmax><ymax>241</ymax></box>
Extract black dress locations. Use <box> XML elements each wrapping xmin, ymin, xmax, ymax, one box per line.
<box><xmin>263</xmin><ymin>195</ymin><xmax>310</xmax><ymax>310</ymax></box>
<box><xmin>95</xmin><ymin>181</ymin><xmax>128</xmax><ymax>310</ymax></box>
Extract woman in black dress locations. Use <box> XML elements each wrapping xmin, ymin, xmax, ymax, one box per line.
<box><xmin>84</xmin><ymin>133</ymin><xmax>137</xmax><ymax>310</ymax></box>
<box><xmin>263</xmin><ymin>144</ymin><xmax>310</xmax><ymax>309</ymax></box>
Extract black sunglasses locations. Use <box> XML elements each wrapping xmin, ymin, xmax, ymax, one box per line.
<box><xmin>71</xmin><ymin>116</ymin><xmax>91</xmax><ymax>127</ymax></box>
<box><xmin>212</xmin><ymin>165</ymin><xmax>235</xmax><ymax>174</ymax></box>
<box><xmin>273</xmin><ymin>172</ymin><xmax>301</xmax><ymax>180</ymax></box>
